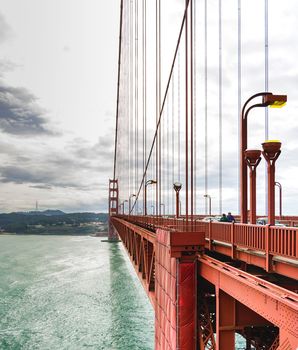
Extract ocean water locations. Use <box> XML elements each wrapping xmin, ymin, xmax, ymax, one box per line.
<box><xmin>0</xmin><ymin>235</ymin><xmax>246</xmax><ymax>349</ymax></box>
<box><xmin>0</xmin><ymin>235</ymin><xmax>154</xmax><ymax>350</ymax></box>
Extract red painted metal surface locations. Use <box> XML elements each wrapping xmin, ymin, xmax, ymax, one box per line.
<box><xmin>110</xmin><ymin>1</ymin><xmax>298</xmax><ymax>346</ymax></box>
<box><xmin>110</xmin><ymin>216</ymin><xmax>298</xmax><ymax>348</ymax></box>
<box><xmin>198</xmin><ymin>255</ymin><xmax>298</xmax><ymax>349</ymax></box>
<box><xmin>108</xmin><ymin>179</ymin><xmax>119</xmax><ymax>240</ymax></box>
<box><xmin>155</xmin><ymin>231</ymin><xmax>177</xmax><ymax>350</ymax></box>
<box><xmin>118</xmin><ymin>215</ymin><xmax>298</xmax><ymax>262</ymax></box>
<box><xmin>111</xmin><ymin>217</ymin><xmax>156</xmax><ymax>305</ymax></box>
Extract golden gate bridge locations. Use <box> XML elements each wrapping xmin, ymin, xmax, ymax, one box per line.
<box><xmin>108</xmin><ymin>0</ymin><xmax>298</xmax><ymax>348</ymax></box>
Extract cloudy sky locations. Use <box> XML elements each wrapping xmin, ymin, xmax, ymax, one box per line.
<box><xmin>0</xmin><ymin>1</ymin><xmax>119</xmax><ymax>212</ymax></box>
<box><xmin>0</xmin><ymin>1</ymin><xmax>297</xmax><ymax>214</ymax></box>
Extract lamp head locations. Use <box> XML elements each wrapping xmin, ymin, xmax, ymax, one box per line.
<box><xmin>244</xmin><ymin>149</ymin><xmax>262</xmax><ymax>167</ymax></box>
<box><xmin>146</xmin><ymin>179</ymin><xmax>157</xmax><ymax>186</ymax></box>
<box><xmin>262</xmin><ymin>94</ymin><xmax>287</xmax><ymax>108</ymax></box>
<box><xmin>262</xmin><ymin>140</ymin><xmax>281</xmax><ymax>159</ymax></box>
<box><xmin>173</xmin><ymin>182</ymin><xmax>182</xmax><ymax>192</ymax></box>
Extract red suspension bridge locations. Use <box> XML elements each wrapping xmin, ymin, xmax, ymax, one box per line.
<box><xmin>108</xmin><ymin>1</ymin><xmax>298</xmax><ymax>349</ymax></box>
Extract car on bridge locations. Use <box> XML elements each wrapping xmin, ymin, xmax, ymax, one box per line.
<box><xmin>256</xmin><ymin>217</ymin><xmax>286</xmax><ymax>227</ymax></box>
<box><xmin>201</xmin><ymin>216</ymin><xmax>221</xmax><ymax>222</ymax></box>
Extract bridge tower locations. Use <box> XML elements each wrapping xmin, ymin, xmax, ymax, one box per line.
<box><xmin>108</xmin><ymin>179</ymin><xmax>119</xmax><ymax>241</ymax></box>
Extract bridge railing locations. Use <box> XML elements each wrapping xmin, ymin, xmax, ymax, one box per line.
<box><xmin>270</xmin><ymin>226</ymin><xmax>298</xmax><ymax>258</ymax></box>
<box><xmin>208</xmin><ymin>222</ymin><xmax>231</xmax><ymax>243</ymax></box>
<box><xmin>233</xmin><ymin>224</ymin><xmax>266</xmax><ymax>251</ymax></box>
<box><xmin>119</xmin><ymin>215</ymin><xmax>208</xmax><ymax>232</ymax></box>
<box><xmin>115</xmin><ymin>215</ymin><xmax>298</xmax><ymax>261</ymax></box>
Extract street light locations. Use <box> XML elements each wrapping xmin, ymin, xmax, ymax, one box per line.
<box><xmin>160</xmin><ymin>203</ymin><xmax>165</xmax><ymax>216</ymax></box>
<box><xmin>275</xmin><ymin>181</ymin><xmax>282</xmax><ymax>219</ymax></box>
<box><xmin>240</xmin><ymin>92</ymin><xmax>287</xmax><ymax>223</ymax></box>
<box><xmin>203</xmin><ymin>194</ymin><xmax>212</xmax><ymax>217</ymax></box>
<box><xmin>121</xmin><ymin>200</ymin><xmax>128</xmax><ymax>215</ymax></box>
<box><xmin>129</xmin><ymin>194</ymin><xmax>136</xmax><ymax>215</ymax></box>
<box><xmin>151</xmin><ymin>205</ymin><xmax>155</xmax><ymax>215</ymax></box>
<box><xmin>173</xmin><ymin>182</ymin><xmax>182</xmax><ymax>218</ymax></box>
<box><xmin>244</xmin><ymin>149</ymin><xmax>262</xmax><ymax>224</ymax></box>
<box><xmin>144</xmin><ymin>180</ymin><xmax>157</xmax><ymax>216</ymax></box>
<box><xmin>262</xmin><ymin>140</ymin><xmax>282</xmax><ymax>225</ymax></box>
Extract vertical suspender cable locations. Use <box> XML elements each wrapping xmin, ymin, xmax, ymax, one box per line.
<box><xmin>130</xmin><ymin>2</ymin><xmax>190</xmax><ymax>214</ymax></box>
<box><xmin>190</xmin><ymin>0</ymin><xmax>194</xmax><ymax>221</ymax></box>
<box><xmin>135</xmin><ymin>0</ymin><xmax>139</xmax><ymax>213</ymax></box>
<box><xmin>178</xmin><ymin>52</ymin><xmax>181</xmax><ymax>184</ymax></box>
<box><xmin>238</xmin><ymin>0</ymin><xmax>242</xmax><ymax>215</ymax></box>
<box><xmin>204</xmin><ymin>0</ymin><xmax>208</xmax><ymax>214</ymax></box>
<box><xmin>219</xmin><ymin>0</ymin><xmax>223</xmax><ymax>214</ymax></box>
<box><xmin>158</xmin><ymin>0</ymin><xmax>161</xmax><ymax>218</ymax></box>
<box><xmin>265</xmin><ymin>0</ymin><xmax>269</xmax><ymax>140</ymax></box>
<box><xmin>113</xmin><ymin>0</ymin><xmax>124</xmax><ymax>181</ymax></box>
<box><xmin>142</xmin><ymin>0</ymin><xmax>147</xmax><ymax>214</ymax></box>
<box><xmin>129</xmin><ymin>0</ymin><xmax>133</xmax><ymax>201</ymax></box>
<box><xmin>193</xmin><ymin>0</ymin><xmax>197</xmax><ymax>215</ymax></box>
<box><xmin>265</xmin><ymin>0</ymin><xmax>269</xmax><ymax>216</ymax></box>
<box><xmin>167</xmin><ymin>97</ymin><xmax>169</xmax><ymax>214</ymax></box>
<box><xmin>185</xmin><ymin>0</ymin><xmax>189</xmax><ymax>222</ymax></box>
<box><xmin>155</xmin><ymin>0</ymin><xmax>159</xmax><ymax>217</ymax></box>
<box><xmin>172</xmin><ymin>72</ymin><xmax>175</xmax><ymax>214</ymax></box>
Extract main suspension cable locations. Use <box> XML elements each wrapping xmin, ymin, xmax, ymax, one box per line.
<box><xmin>113</xmin><ymin>0</ymin><xmax>124</xmax><ymax>181</ymax></box>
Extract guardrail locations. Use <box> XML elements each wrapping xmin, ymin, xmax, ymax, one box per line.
<box><xmin>114</xmin><ymin>215</ymin><xmax>298</xmax><ymax>268</ymax></box>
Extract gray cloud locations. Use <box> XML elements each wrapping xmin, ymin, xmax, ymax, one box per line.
<box><xmin>0</xmin><ymin>82</ymin><xmax>55</xmax><ymax>136</ymax></box>
<box><xmin>0</xmin><ymin>134</ymin><xmax>113</xmax><ymax>191</ymax></box>
<box><xmin>29</xmin><ymin>184</ymin><xmax>53</xmax><ymax>190</ymax></box>
<box><xmin>0</xmin><ymin>13</ymin><xmax>12</xmax><ymax>44</ymax></box>
<box><xmin>0</xmin><ymin>165</ymin><xmax>88</xmax><ymax>189</ymax></box>
<box><xmin>0</xmin><ymin>59</ymin><xmax>18</xmax><ymax>76</ymax></box>
<box><xmin>69</xmin><ymin>134</ymin><xmax>114</xmax><ymax>162</ymax></box>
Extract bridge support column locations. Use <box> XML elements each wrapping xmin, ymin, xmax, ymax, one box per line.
<box><xmin>108</xmin><ymin>179</ymin><xmax>120</xmax><ymax>241</ymax></box>
<box><xmin>155</xmin><ymin>228</ymin><xmax>205</xmax><ymax>350</ymax></box>
<box><xmin>216</xmin><ymin>288</ymin><xmax>235</xmax><ymax>350</ymax></box>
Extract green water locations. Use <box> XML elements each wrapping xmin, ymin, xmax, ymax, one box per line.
<box><xmin>0</xmin><ymin>235</ymin><xmax>154</xmax><ymax>350</ymax></box>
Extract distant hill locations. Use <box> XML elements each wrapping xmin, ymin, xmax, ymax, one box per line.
<box><xmin>0</xmin><ymin>211</ymin><xmax>108</xmax><ymax>234</ymax></box>
<box><xmin>19</xmin><ymin>210</ymin><xmax>65</xmax><ymax>216</ymax></box>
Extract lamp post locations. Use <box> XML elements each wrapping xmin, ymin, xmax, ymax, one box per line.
<box><xmin>151</xmin><ymin>205</ymin><xmax>155</xmax><ymax>215</ymax></box>
<box><xmin>244</xmin><ymin>149</ymin><xmax>262</xmax><ymax>224</ymax></box>
<box><xmin>240</xmin><ymin>92</ymin><xmax>287</xmax><ymax>223</ymax></box>
<box><xmin>121</xmin><ymin>200</ymin><xmax>128</xmax><ymax>215</ymax></box>
<box><xmin>129</xmin><ymin>194</ymin><xmax>136</xmax><ymax>215</ymax></box>
<box><xmin>160</xmin><ymin>203</ymin><xmax>165</xmax><ymax>216</ymax></box>
<box><xmin>262</xmin><ymin>141</ymin><xmax>281</xmax><ymax>225</ymax></box>
<box><xmin>204</xmin><ymin>194</ymin><xmax>212</xmax><ymax>217</ymax></box>
<box><xmin>144</xmin><ymin>180</ymin><xmax>157</xmax><ymax>216</ymax></box>
<box><xmin>275</xmin><ymin>181</ymin><xmax>282</xmax><ymax>219</ymax></box>
<box><xmin>173</xmin><ymin>182</ymin><xmax>182</xmax><ymax>218</ymax></box>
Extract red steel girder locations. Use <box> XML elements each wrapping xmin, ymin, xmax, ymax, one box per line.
<box><xmin>198</xmin><ymin>255</ymin><xmax>298</xmax><ymax>348</ymax></box>
<box><xmin>111</xmin><ymin>217</ymin><xmax>156</xmax><ymax>305</ymax></box>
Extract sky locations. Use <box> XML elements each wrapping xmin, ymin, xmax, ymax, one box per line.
<box><xmin>0</xmin><ymin>1</ymin><xmax>297</xmax><ymax>214</ymax></box>
<box><xmin>0</xmin><ymin>1</ymin><xmax>119</xmax><ymax>212</ymax></box>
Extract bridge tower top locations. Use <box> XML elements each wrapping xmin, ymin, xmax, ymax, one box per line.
<box><xmin>109</xmin><ymin>179</ymin><xmax>119</xmax><ymax>216</ymax></box>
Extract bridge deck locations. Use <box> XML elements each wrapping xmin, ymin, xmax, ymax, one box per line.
<box><xmin>116</xmin><ymin>215</ymin><xmax>298</xmax><ymax>280</ymax></box>
<box><xmin>111</xmin><ymin>215</ymin><xmax>298</xmax><ymax>349</ymax></box>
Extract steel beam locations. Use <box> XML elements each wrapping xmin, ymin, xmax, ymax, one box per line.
<box><xmin>198</xmin><ymin>256</ymin><xmax>298</xmax><ymax>348</ymax></box>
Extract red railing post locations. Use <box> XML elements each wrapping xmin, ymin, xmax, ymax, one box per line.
<box><xmin>231</xmin><ymin>222</ymin><xmax>235</xmax><ymax>259</ymax></box>
<box><xmin>208</xmin><ymin>222</ymin><xmax>213</xmax><ymax>251</ymax></box>
<box><xmin>265</xmin><ymin>224</ymin><xmax>272</xmax><ymax>272</ymax></box>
